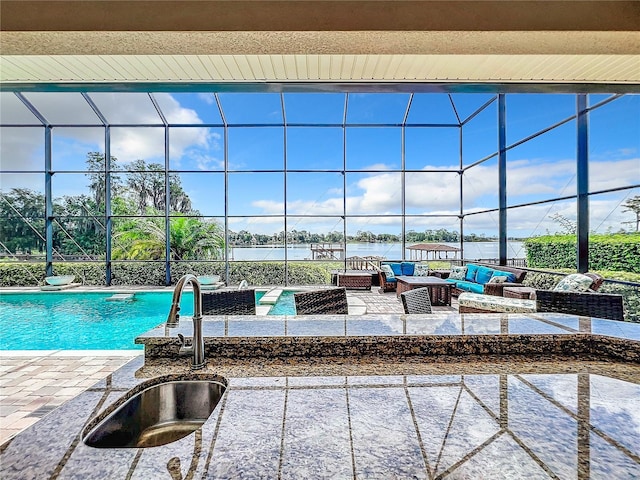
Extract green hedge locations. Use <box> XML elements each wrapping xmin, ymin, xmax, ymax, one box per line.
<box><xmin>0</xmin><ymin>261</ymin><xmax>333</xmax><ymax>287</ymax></box>
<box><xmin>524</xmin><ymin>233</ymin><xmax>640</xmax><ymax>273</ymax></box>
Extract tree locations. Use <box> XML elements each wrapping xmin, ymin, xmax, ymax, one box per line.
<box><xmin>0</xmin><ymin>188</ymin><xmax>46</xmax><ymax>254</ymax></box>
<box><xmin>54</xmin><ymin>194</ymin><xmax>105</xmax><ymax>256</ymax></box>
<box><xmin>622</xmin><ymin>195</ymin><xmax>640</xmax><ymax>232</ymax></box>
<box><xmin>549</xmin><ymin>212</ymin><xmax>577</xmax><ymax>235</ymax></box>
<box><xmin>85</xmin><ymin>151</ymin><xmax>122</xmax><ymax>211</ymax></box>
<box><xmin>112</xmin><ymin>213</ymin><xmax>224</xmax><ymax>260</ymax></box>
<box><xmin>124</xmin><ymin>160</ymin><xmax>192</xmax><ymax>215</ymax></box>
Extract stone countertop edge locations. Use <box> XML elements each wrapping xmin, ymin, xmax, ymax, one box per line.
<box><xmin>2</xmin><ymin>356</ymin><xmax>640</xmax><ymax>478</ymax></box>
<box><xmin>135</xmin><ymin>312</ymin><xmax>640</xmax><ymax>364</ymax></box>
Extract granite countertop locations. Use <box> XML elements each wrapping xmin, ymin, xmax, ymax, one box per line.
<box><xmin>2</xmin><ymin>313</ymin><xmax>640</xmax><ymax>479</ymax></box>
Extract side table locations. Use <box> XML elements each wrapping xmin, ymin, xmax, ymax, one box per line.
<box><xmin>429</xmin><ymin>269</ymin><xmax>451</xmax><ymax>279</ymax></box>
<box><xmin>337</xmin><ymin>273</ymin><xmax>372</xmax><ymax>290</ymax></box>
<box><xmin>503</xmin><ymin>286</ymin><xmax>536</xmax><ymax>299</ymax></box>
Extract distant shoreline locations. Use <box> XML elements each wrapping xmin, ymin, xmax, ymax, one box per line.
<box><xmin>229</xmin><ymin>241</ymin><xmax>526</xmax><ymax>261</ymax></box>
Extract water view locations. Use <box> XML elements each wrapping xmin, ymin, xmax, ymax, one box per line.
<box><xmin>230</xmin><ymin>241</ymin><xmax>526</xmax><ymax>261</ymax></box>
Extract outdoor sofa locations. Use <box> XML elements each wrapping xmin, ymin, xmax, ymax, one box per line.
<box><xmin>378</xmin><ymin>261</ymin><xmax>430</xmax><ymax>292</ymax></box>
<box><xmin>445</xmin><ymin>263</ymin><xmax>528</xmax><ymax>297</ymax></box>
<box><xmin>458</xmin><ymin>272</ymin><xmax>625</xmax><ymax>321</ymax></box>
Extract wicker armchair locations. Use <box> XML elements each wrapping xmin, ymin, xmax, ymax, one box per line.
<box><xmin>202</xmin><ymin>289</ymin><xmax>256</xmax><ymax>315</ymax></box>
<box><xmin>400</xmin><ymin>287</ymin><xmax>433</xmax><ymax>314</ymax></box>
<box><xmin>535</xmin><ymin>289</ymin><xmax>624</xmax><ymax>321</ymax></box>
<box><xmin>377</xmin><ymin>271</ymin><xmax>397</xmax><ymax>293</ymax></box>
<box><xmin>294</xmin><ymin>287</ymin><xmax>349</xmax><ymax>315</ymax></box>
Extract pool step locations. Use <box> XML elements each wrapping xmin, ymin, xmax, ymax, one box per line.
<box><xmin>255</xmin><ymin>288</ymin><xmax>284</xmax><ymax>316</ymax></box>
<box><xmin>347</xmin><ymin>297</ymin><xmax>367</xmax><ymax>315</ymax></box>
<box><xmin>106</xmin><ymin>293</ymin><xmax>135</xmax><ymax>302</ymax></box>
<box><xmin>258</xmin><ymin>288</ymin><xmax>283</xmax><ymax>305</ymax></box>
<box><xmin>255</xmin><ymin>305</ymin><xmax>272</xmax><ymax>315</ymax></box>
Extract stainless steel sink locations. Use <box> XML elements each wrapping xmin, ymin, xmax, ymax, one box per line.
<box><xmin>83</xmin><ymin>379</ymin><xmax>226</xmax><ymax>448</ymax></box>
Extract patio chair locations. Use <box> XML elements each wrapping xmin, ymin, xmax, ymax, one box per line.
<box><xmin>202</xmin><ymin>289</ymin><xmax>256</xmax><ymax>315</ymax></box>
<box><xmin>400</xmin><ymin>287</ymin><xmax>433</xmax><ymax>314</ymax></box>
<box><xmin>294</xmin><ymin>287</ymin><xmax>349</xmax><ymax>315</ymax></box>
<box><xmin>535</xmin><ymin>289</ymin><xmax>624</xmax><ymax>321</ymax></box>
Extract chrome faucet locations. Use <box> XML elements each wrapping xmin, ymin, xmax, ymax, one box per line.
<box><xmin>166</xmin><ymin>274</ymin><xmax>205</xmax><ymax>370</ymax></box>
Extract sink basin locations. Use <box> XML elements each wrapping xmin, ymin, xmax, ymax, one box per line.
<box><xmin>83</xmin><ymin>379</ymin><xmax>226</xmax><ymax>448</ymax></box>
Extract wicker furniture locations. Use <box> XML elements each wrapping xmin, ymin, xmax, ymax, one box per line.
<box><xmin>459</xmin><ymin>287</ymin><xmax>624</xmax><ymax>321</ymax></box>
<box><xmin>472</xmin><ymin>264</ymin><xmax>529</xmax><ymax>297</ymax></box>
<box><xmin>294</xmin><ymin>287</ymin><xmax>349</xmax><ymax>315</ymax></box>
<box><xmin>400</xmin><ymin>287</ymin><xmax>433</xmax><ymax>314</ymax></box>
<box><xmin>331</xmin><ymin>270</ymin><xmax>378</xmax><ymax>287</ymax></box>
<box><xmin>503</xmin><ymin>286</ymin><xmax>536</xmax><ymax>299</ymax></box>
<box><xmin>429</xmin><ymin>269</ymin><xmax>451</xmax><ymax>279</ymax></box>
<box><xmin>378</xmin><ymin>270</ymin><xmax>397</xmax><ymax>293</ymax></box>
<box><xmin>536</xmin><ymin>289</ymin><xmax>624</xmax><ymax>321</ymax></box>
<box><xmin>202</xmin><ymin>289</ymin><xmax>256</xmax><ymax>315</ymax></box>
<box><xmin>336</xmin><ymin>272</ymin><xmax>372</xmax><ymax>290</ymax></box>
<box><xmin>376</xmin><ymin>261</ymin><xmax>427</xmax><ymax>293</ymax></box>
<box><xmin>396</xmin><ymin>276</ymin><xmax>452</xmax><ymax>306</ymax></box>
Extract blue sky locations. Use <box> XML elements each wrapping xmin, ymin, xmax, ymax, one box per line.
<box><xmin>1</xmin><ymin>91</ymin><xmax>638</xmax><ymax>237</ymax></box>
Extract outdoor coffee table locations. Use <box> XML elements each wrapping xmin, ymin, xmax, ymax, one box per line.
<box><xmin>336</xmin><ymin>272</ymin><xmax>372</xmax><ymax>290</ymax></box>
<box><xmin>395</xmin><ymin>276</ymin><xmax>452</xmax><ymax>306</ymax></box>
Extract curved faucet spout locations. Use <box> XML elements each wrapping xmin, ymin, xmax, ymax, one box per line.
<box><xmin>166</xmin><ymin>274</ymin><xmax>205</xmax><ymax>370</ymax></box>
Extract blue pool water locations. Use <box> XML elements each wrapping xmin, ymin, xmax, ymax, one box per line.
<box><xmin>265</xmin><ymin>290</ymin><xmax>297</xmax><ymax>315</ymax></box>
<box><xmin>0</xmin><ymin>291</ymin><xmax>296</xmax><ymax>350</ymax></box>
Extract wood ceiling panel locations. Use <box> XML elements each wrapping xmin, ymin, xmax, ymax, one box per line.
<box><xmin>1</xmin><ymin>54</ymin><xmax>638</xmax><ymax>84</ymax></box>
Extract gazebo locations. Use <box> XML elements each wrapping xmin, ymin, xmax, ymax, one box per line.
<box><xmin>407</xmin><ymin>243</ymin><xmax>461</xmax><ymax>261</ymax></box>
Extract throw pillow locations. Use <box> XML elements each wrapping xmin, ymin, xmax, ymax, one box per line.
<box><xmin>491</xmin><ymin>269</ymin><xmax>517</xmax><ymax>283</ymax></box>
<box><xmin>413</xmin><ymin>264</ymin><xmax>430</xmax><ymax>276</ymax></box>
<box><xmin>388</xmin><ymin>263</ymin><xmax>403</xmax><ymax>276</ymax></box>
<box><xmin>450</xmin><ymin>265</ymin><xmax>467</xmax><ymax>281</ymax></box>
<box><xmin>475</xmin><ymin>265</ymin><xmax>494</xmax><ymax>284</ymax></box>
<box><xmin>381</xmin><ymin>264</ymin><xmax>395</xmax><ymax>280</ymax></box>
<box><xmin>401</xmin><ymin>262</ymin><xmax>415</xmax><ymax>276</ymax></box>
<box><xmin>553</xmin><ymin>273</ymin><xmax>593</xmax><ymax>292</ymax></box>
<box><xmin>465</xmin><ymin>264</ymin><xmax>480</xmax><ymax>282</ymax></box>
<box><xmin>487</xmin><ymin>275</ymin><xmax>508</xmax><ymax>284</ymax></box>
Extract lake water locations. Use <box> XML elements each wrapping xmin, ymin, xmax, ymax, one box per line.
<box><xmin>229</xmin><ymin>241</ymin><xmax>526</xmax><ymax>261</ymax></box>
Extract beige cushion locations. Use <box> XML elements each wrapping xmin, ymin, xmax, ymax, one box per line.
<box><xmin>487</xmin><ymin>275</ymin><xmax>508</xmax><ymax>284</ymax></box>
<box><xmin>553</xmin><ymin>273</ymin><xmax>593</xmax><ymax>292</ymax></box>
<box><xmin>458</xmin><ymin>292</ymin><xmax>537</xmax><ymax>313</ymax></box>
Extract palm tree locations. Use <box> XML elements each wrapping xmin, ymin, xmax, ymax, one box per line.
<box><xmin>168</xmin><ymin>216</ymin><xmax>224</xmax><ymax>260</ymax></box>
<box><xmin>112</xmin><ymin>214</ymin><xmax>224</xmax><ymax>260</ymax></box>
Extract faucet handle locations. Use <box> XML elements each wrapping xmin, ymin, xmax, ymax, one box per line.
<box><xmin>177</xmin><ymin>333</ymin><xmax>193</xmax><ymax>356</ymax></box>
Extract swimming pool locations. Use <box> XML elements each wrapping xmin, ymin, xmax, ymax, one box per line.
<box><xmin>256</xmin><ymin>290</ymin><xmax>297</xmax><ymax>315</ymax></box>
<box><xmin>0</xmin><ymin>290</ymin><xmax>296</xmax><ymax>350</ymax></box>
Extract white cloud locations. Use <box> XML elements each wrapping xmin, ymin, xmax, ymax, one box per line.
<box><xmin>197</xmin><ymin>93</ymin><xmax>215</xmax><ymax>105</ymax></box>
<box><xmin>589</xmin><ymin>158</ymin><xmax>640</xmax><ymax>191</ymax></box>
<box><xmin>0</xmin><ymin>94</ymin><xmax>224</xmax><ymax>195</ymax></box>
<box><xmin>0</xmin><ymin>127</ymin><xmax>48</xmax><ymax>174</ymax></box>
<box><xmin>252</xmin><ymin>200</ymin><xmax>284</xmax><ymax>214</ymax></box>
<box><xmin>240</xmin><ymin>156</ymin><xmax>635</xmax><ymax>237</ymax></box>
<box><xmin>506</xmin><ymin>158</ymin><xmax>576</xmax><ymax>196</ymax></box>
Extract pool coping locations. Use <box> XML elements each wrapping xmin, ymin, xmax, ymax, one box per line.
<box><xmin>0</xmin><ymin>350</ymin><xmax>141</xmax><ymax>357</ymax></box>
